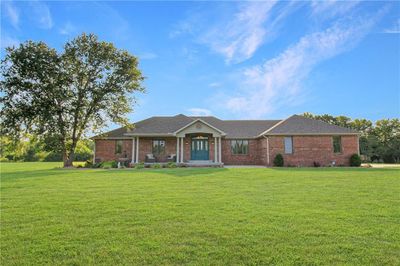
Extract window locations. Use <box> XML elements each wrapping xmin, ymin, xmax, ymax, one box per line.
<box><xmin>152</xmin><ymin>139</ymin><xmax>166</xmax><ymax>155</ymax></box>
<box><xmin>333</xmin><ymin>136</ymin><xmax>342</xmax><ymax>153</ymax></box>
<box><xmin>231</xmin><ymin>140</ymin><xmax>249</xmax><ymax>155</ymax></box>
<box><xmin>284</xmin><ymin>137</ymin><xmax>293</xmax><ymax>154</ymax></box>
<box><xmin>115</xmin><ymin>140</ymin><xmax>123</xmax><ymax>154</ymax></box>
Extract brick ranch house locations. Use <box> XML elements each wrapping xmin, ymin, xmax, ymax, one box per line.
<box><xmin>92</xmin><ymin>114</ymin><xmax>360</xmax><ymax>167</ymax></box>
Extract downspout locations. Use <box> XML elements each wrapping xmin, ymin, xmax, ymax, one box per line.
<box><xmin>263</xmin><ymin>135</ymin><xmax>270</xmax><ymax>166</ymax></box>
<box><xmin>93</xmin><ymin>140</ymin><xmax>96</xmax><ymax>164</ymax></box>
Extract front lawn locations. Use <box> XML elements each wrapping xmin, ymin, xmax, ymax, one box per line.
<box><xmin>1</xmin><ymin>163</ymin><xmax>399</xmax><ymax>265</ymax></box>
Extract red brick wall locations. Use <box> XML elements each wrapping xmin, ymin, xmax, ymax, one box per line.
<box><xmin>95</xmin><ymin>139</ymin><xmax>133</xmax><ymax>162</ymax></box>
<box><xmin>95</xmin><ymin>135</ymin><xmax>359</xmax><ymax>166</ymax></box>
<box><xmin>265</xmin><ymin>135</ymin><xmax>358</xmax><ymax>167</ymax></box>
<box><xmin>221</xmin><ymin>139</ymin><xmax>261</xmax><ymax>165</ymax></box>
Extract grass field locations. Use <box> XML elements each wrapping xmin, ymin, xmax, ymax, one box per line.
<box><xmin>1</xmin><ymin>163</ymin><xmax>399</xmax><ymax>265</ymax></box>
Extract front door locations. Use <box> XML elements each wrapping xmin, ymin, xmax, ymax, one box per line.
<box><xmin>191</xmin><ymin>137</ymin><xmax>209</xmax><ymax>160</ymax></box>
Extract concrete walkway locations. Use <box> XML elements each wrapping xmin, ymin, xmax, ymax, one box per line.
<box><xmin>224</xmin><ymin>165</ymin><xmax>267</xmax><ymax>168</ymax></box>
<box><xmin>362</xmin><ymin>163</ymin><xmax>400</xmax><ymax>168</ymax></box>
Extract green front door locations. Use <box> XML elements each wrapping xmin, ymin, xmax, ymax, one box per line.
<box><xmin>191</xmin><ymin>138</ymin><xmax>209</xmax><ymax>160</ymax></box>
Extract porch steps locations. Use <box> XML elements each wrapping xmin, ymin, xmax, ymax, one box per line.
<box><xmin>184</xmin><ymin>160</ymin><xmax>223</xmax><ymax>167</ymax></box>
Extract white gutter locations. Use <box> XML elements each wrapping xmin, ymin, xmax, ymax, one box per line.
<box><xmin>262</xmin><ymin>132</ymin><xmax>359</xmax><ymax>136</ymax></box>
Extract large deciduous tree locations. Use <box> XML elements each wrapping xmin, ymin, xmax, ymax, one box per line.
<box><xmin>1</xmin><ymin>33</ymin><xmax>145</xmax><ymax>167</ymax></box>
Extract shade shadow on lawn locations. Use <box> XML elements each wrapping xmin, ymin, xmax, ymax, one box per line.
<box><xmin>139</xmin><ymin>167</ymin><xmax>229</xmax><ymax>177</ymax></box>
<box><xmin>1</xmin><ymin>166</ymin><xmax>229</xmax><ymax>182</ymax></box>
<box><xmin>3</xmin><ymin>165</ymin><xmax>398</xmax><ymax>181</ymax></box>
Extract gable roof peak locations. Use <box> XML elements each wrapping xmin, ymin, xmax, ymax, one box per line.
<box><xmin>168</xmin><ymin>114</ymin><xmax>187</xmax><ymax>119</ymax></box>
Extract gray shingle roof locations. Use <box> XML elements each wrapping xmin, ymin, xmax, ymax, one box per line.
<box><xmin>201</xmin><ymin>119</ymin><xmax>281</xmax><ymax>138</ymax></box>
<box><xmin>93</xmin><ymin>114</ymin><xmax>193</xmax><ymax>138</ymax></box>
<box><xmin>264</xmin><ymin>115</ymin><xmax>358</xmax><ymax>135</ymax></box>
<box><xmin>93</xmin><ymin>114</ymin><xmax>358</xmax><ymax>139</ymax></box>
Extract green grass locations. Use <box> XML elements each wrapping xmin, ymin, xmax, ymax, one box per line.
<box><xmin>1</xmin><ymin>162</ymin><xmax>399</xmax><ymax>265</ymax></box>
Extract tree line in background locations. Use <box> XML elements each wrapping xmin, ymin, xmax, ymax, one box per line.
<box><xmin>303</xmin><ymin>113</ymin><xmax>400</xmax><ymax>163</ymax></box>
<box><xmin>0</xmin><ymin>135</ymin><xmax>93</xmax><ymax>162</ymax></box>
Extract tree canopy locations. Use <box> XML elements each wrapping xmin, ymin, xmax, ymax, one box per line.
<box><xmin>1</xmin><ymin>33</ymin><xmax>145</xmax><ymax>167</ymax></box>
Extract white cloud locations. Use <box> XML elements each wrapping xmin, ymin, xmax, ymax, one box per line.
<box><xmin>30</xmin><ymin>0</ymin><xmax>53</xmax><ymax>29</ymax></box>
<box><xmin>181</xmin><ymin>46</ymin><xmax>199</xmax><ymax>63</ymax></box>
<box><xmin>311</xmin><ymin>0</ymin><xmax>360</xmax><ymax>18</ymax></box>
<box><xmin>209</xmin><ymin>82</ymin><xmax>221</xmax><ymax>88</ymax></box>
<box><xmin>169</xmin><ymin>20</ymin><xmax>194</xmax><ymax>38</ymax></box>
<box><xmin>170</xmin><ymin>2</ymin><xmax>299</xmax><ymax>64</ymax></box>
<box><xmin>59</xmin><ymin>21</ymin><xmax>76</xmax><ymax>35</ymax></box>
<box><xmin>188</xmin><ymin>108</ymin><xmax>212</xmax><ymax>116</ymax></box>
<box><xmin>221</xmin><ymin>10</ymin><xmax>386</xmax><ymax>118</ymax></box>
<box><xmin>3</xmin><ymin>1</ymin><xmax>19</xmax><ymax>29</ymax></box>
<box><xmin>201</xmin><ymin>1</ymin><xmax>277</xmax><ymax>64</ymax></box>
<box><xmin>384</xmin><ymin>19</ymin><xmax>400</xmax><ymax>34</ymax></box>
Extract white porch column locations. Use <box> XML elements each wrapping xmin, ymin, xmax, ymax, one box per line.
<box><xmin>131</xmin><ymin>138</ymin><xmax>135</xmax><ymax>163</ymax></box>
<box><xmin>266</xmin><ymin>137</ymin><xmax>270</xmax><ymax>165</ymax></box>
<box><xmin>176</xmin><ymin>137</ymin><xmax>180</xmax><ymax>163</ymax></box>
<box><xmin>214</xmin><ymin>137</ymin><xmax>218</xmax><ymax>163</ymax></box>
<box><xmin>135</xmin><ymin>137</ymin><xmax>139</xmax><ymax>163</ymax></box>
<box><xmin>218</xmin><ymin>137</ymin><xmax>222</xmax><ymax>163</ymax></box>
<box><xmin>180</xmin><ymin>137</ymin><xmax>184</xmax><ymax>163</ymax></box>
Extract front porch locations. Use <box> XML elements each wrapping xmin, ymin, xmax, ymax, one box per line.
<box><xmin>126</xmin><ymin>119</ymin><xmax>225</xmax><ymax>166</ymax></box>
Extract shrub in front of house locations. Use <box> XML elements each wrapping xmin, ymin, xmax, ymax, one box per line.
<box><xmin>92</xmin><ymin>162</ymin><xmax>103</xmax><ymax>168</ymax></box>
<box><xmin>349</xmin><ymin>154</ymin><xmax>361</xmax><ymax>167</ymax></box>
<box><xmin>102</xmin><ymin>161</ymin><xmax>118</xmax><ymax>169</ymax></box>
<box><xmin>84</xmin><ymin>160</ymin><xmax>93</xmax><ymax>168</ymax></box>
<box><xmin>273</xmin><ymin>154</ymin><xmax>284</xmax><ymax>167</ymax></box>
<box><xmin>151</xmin><ymin>163</ymin><xmax>162</xmax><ymax>169</ymax></box>
<box><xmin>167</xmin><ymin>162</ymin><xmax>177</xmax><ymax>168</ymax></box>
<box><xmin>135</xmin><ymin>162</ymin><xmax>145</xmax><ymax>169</ymax></box>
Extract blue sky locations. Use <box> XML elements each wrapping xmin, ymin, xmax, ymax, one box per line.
<box><xmin>1</xmin><ymin>1</ymin><xmax>399</xmax><ymax>124</ymax></box>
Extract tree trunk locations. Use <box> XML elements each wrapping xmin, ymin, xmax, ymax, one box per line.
<box><xmin>63</xmin><ymin>151</ymin><xmax>75</xmax><ymax>167</ymax></box>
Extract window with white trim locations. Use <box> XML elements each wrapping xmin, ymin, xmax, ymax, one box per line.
<box><xmin>333</xmin><ymin>136</ymin><xmax>342</xmax><ymax>153</ymax></box>
<box><xmin>152</xmin><ymin>139</ymin><xmax>166</xmax><ymax>155</ymax></box>
<box><xmin>231</xmin><ymin>140</ymin><xmax>249</xmax><ymax>155</ymax></box>
<box><xmin>284</xmin><ymin>137</ymin><xmax>293</xmax><ymax>154</ymax></box>
<box><xmin>115</xmin><ymin>140</ymin><xmax>123</xmax><ymax>154</ymax></box>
